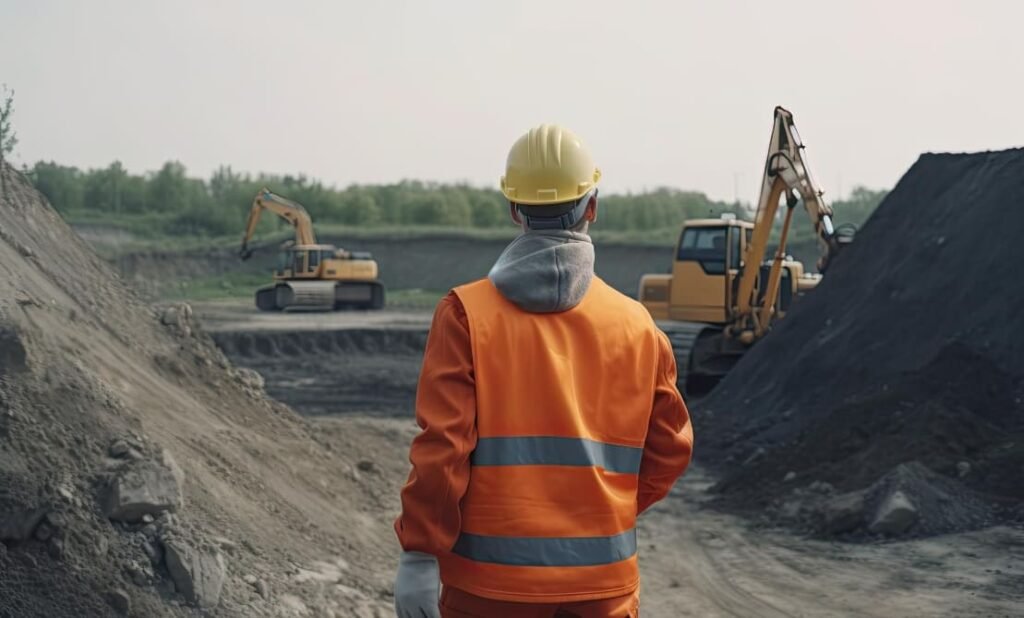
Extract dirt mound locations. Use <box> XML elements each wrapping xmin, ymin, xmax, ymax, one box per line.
<box><xmin>766</xmin><ymin>461</ymin><xmax>999</xmax><ymax>541</ymax></box>
<box><xmin>0</xmin><ymin>164</ymin><xmax>395</xmax><ymax>616</ymax></box>
<box><xmin>698</xmin><ymin>149</ymin><xmax>1024</xmax><ymax>536</ymax></box>
<box><xmin>859</xmin><ymin>462</ymin><xmax>996</xmax><ymax>537</ymax></box>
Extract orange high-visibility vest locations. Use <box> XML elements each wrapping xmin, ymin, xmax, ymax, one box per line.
<box><xmin>441</xmin><ymin>277</ymin><xmax>663</xmax><ymax>603</ymax></box>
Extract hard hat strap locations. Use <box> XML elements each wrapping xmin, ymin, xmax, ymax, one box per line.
<box><xmin>521</xmin><ymin>190</ymin><xmax>596</xmax><ymax>231</ymax></box>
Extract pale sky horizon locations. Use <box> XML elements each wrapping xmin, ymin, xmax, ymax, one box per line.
<box><xmin>2</xmin><ymin>0</ymin><xmax>1022</xmax><ymax>202</ymax></box>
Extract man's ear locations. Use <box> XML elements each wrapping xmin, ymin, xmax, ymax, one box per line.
<box><xmin>509</xmin><ymin>203</ymin><xmax>523</xmax><ymax>225</ymax></box>
<box><xmin>584</xmin><ymin>195</ymin><xmax>598</xmax><ymax>223</ymax></box>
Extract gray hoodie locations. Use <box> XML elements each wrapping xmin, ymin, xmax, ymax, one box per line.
<box><xmin>488</xmin><ymin>230</ymin><xmax>595</xmax><ymax>313</ymax></box>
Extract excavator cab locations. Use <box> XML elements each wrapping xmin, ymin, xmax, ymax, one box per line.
<box><xmin>273</xmin><ymin>249</ymin><xmax>297</xmax><ymax>278</ymax></box>
<box><xmin>283</xmin><ymin>248</ymin><xmax>312</xmax><ymax>278</ymax></box>
<box><xmin>273</xmin><ymin>245</ymin><xmax>341</xmax><ymax>281</ymax></box>
<box><xmin>272</xmin><ymin>243</ymin><xmax>315</xmax><ymax>279</ymax></box>
<box><xmin>639</xmin><ymin>217</ymin><xmax>751</xmax><ymax>323</ymax></box>
<box><xmin>667</xmin><ymin>217</ymin><xmax>752</xmax><ymax>324</ymax></box>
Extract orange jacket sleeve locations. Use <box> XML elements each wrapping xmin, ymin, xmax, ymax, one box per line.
<box><xmin>637</xmin><ymin>330</ymin><xmax>694</xmax><ymax>514</ymax></box>
<box><xmin>395</xmin><ymin>292</ymin><xmax>477</xmax><ymax>555</ymax></box>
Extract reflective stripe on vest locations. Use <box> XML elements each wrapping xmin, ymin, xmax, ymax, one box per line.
<box><xmin>472</xmin><ymin>436</ymin><xmax>643</xmax><ymax>474</ymax></box>
<box><xmin>453</xmin><ymin>529</ymin><xmax>637</xmax><ymax>567</ymax></box>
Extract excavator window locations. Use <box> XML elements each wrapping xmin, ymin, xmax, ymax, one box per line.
<box><xmin>308</xmin><ymin>250</ymin><xmax>320</xmax><ymax>271</ymax></box>
<box><xmin>678</xmin><ymin>227</ymin><xmax>728</xmax><ymax>274</ymax></box>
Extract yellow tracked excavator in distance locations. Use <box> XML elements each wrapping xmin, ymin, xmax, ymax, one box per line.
<box><xmin>639</xmin><ymin>106</ymin><xmax>854</xmax><ymax>393</ymax></box>
<box><xmin>239</xmin><ymin>188</ymin><xmax>385</xmax><ymax>311</ymax></box>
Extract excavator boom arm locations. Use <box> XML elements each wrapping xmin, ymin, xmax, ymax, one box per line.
<box><xmin>734</xmin><ymin>107</ymin><xmax>843</xmax><ymax>325</ymax></box>
<box><xmin>239</xmin><ymin>188</ymin><xmax>317</xmax><ymax>259</ymax></box>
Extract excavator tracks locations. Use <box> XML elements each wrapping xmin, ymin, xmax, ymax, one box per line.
<box><xmin>657</xmin><ymin>321</ymin><xmax>746</xmax><ymax>396</ymax></box>
<box><xmin>656</xmin><ymin>321</ymin><xmax>705</xmax><ymax>392</ymax></box>
<box><xmin>255</xmin><ymin>281</ymin><xmax>386</xmax><ymax>312</ymax></box>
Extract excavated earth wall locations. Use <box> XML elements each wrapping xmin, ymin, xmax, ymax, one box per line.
<box><xmin>0</xmin><ymin>164</ymin><xmax>395</xmax><ymax>616</ymax></box>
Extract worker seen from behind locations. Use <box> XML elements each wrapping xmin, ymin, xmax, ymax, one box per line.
<box><xmin>394</xmin><ymin>124</ymin><xmax>694</xmax><ymax>618</ymax></box>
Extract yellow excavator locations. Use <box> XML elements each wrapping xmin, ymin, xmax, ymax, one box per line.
<box><xmin>639</xmin><ymin>106</ymin><xmax>854</xmax><ymax>393</ymax></box>
<box><xmin>239</xmin><ymin>188</ymin><xmax>385</xmax><ymax>311</ymax></box>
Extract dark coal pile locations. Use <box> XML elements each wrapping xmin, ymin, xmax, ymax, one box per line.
<box><xmin>698</xmin><ymin>149</ymin><xmax>1024</xmax><ymax>536</ymax></box>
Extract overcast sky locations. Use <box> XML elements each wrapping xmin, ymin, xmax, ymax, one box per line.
<box><xmin>2</xmin><ymin>0</ymin><xmax>1022</xmax><ymax>201</ymax></box>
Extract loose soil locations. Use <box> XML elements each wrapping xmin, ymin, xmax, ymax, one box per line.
<box><xmin>0</xmin><ymin>164</ymin><xmax>398</xmax><ymax>617</ymax></box>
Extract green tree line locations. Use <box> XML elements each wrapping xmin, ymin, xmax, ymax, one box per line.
<box><xmin>27</xmin><ymin>159</ymin><xmax>885</xmax><ymax>239</ymax></box>
<box><xmin>28</xmin><ymin>160</ymin><xmax>744</xmax><ymax>237</ymax></box>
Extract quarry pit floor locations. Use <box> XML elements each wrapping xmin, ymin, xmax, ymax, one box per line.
<box><xmin>195</xmin><ymin>299</ymin><xmax>1024</xmax><ymax>618</ymax></box>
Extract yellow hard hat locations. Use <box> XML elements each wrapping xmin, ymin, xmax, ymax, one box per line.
<box><xmin>500</xmin><ymin>124</ymin><xmax>601</xmax><ymax>206</ymax></box>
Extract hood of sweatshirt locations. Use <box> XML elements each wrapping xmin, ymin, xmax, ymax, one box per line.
<box><xmin>487</xmin><ymin>230</ymin><xmax>595</xmax><ymax>313</ymax></box>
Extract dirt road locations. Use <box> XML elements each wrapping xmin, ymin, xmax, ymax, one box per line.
<box><xmin>321</xmin><ymin>415</ymin><xmax>1022</xmax><ymax>618</ymax></box>
<box><xmin>203</xmin><ymin>302</ymin><xmax>1024</xmax><ymax>618</ymax></box>
<box><xmin>639</xmin><ymin>472</ymin><xmax>1021</xmax><ymax>617</ymax></box>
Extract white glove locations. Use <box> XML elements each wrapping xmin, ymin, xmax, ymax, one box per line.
<box><xmin>394</xmin><ymin>551</ymin><xmax>441</xmax><ymax>618</ymax></box>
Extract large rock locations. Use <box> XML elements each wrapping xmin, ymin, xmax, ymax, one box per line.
<box><xmin>233</xmin><ymin>367</ymin><xmax>265</xmax><ymax>393</ymax></box>
<box><xmin>820</xmin><ymin>490</ymin><xmax>866</xmax><ymax>534</ymax></box>
<box><xmin>102</xmin><ymin>450</ymin><xmax>183</xmax><ymax>522</ymax></box>
<box><xmin>0</xmin><ymin>326</ymin><xmax>28</xmax><ymax>378</ymax></box>
<box><xmin>163</xmin><ymin>541</ymin><xmax>226</xmax><ymax>609</ymax></box>
<box><xmin>869</xmin><ymin>489</ymin><xmax>919</xmax><ymax>535</ymax></box>
<box><xmin>160</xmin><ymin>303</ymin><xmax>194</xmax><ymax>338</ymax></box>
<box><xmin>0</xmin><ymin>507</ymin><xmax>48</xmax><ymax>541</ymax></box>
<box><xmin>105</xmin><ymin>588</ymin><xmax>131</xmax><ymax>615</ymax></box>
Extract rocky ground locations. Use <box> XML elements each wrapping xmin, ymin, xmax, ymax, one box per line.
<box><xmin>0</xmin><ymin>164</ymin><xmax>398</xmax><ymax>617</ymax></box>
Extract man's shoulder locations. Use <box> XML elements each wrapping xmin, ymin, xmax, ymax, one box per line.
<box><xmin>451</xmin><ymin>278</ymin><xmax>498</xmax><ymax>307</ymax></box>
<box><xmin>452</xmin><ymin>278</ymin><xmax>492</xmax><ymax>294</ymax></box>
<box><xmin>432</xmin><ymin>290</ymin><xmax>469</xmax><ymax>330</ymax></box>
<box><xmin>592</xmin><ymin>278</ymin><xmax>656</xmax><ymax>323</ymax></box>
